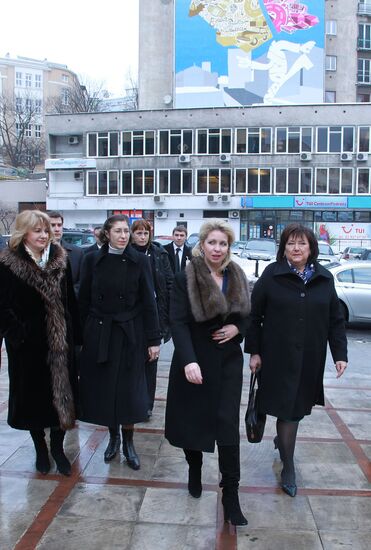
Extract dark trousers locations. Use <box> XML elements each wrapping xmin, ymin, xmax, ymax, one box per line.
<box><xmin>145</xmin><ymin>358</ymin><xmax>158</xmax><ymax>411</ymax></box>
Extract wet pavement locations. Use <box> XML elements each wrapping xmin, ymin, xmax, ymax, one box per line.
<box><xmin>1</xmin><ymin>328</ymin><xmax>371</xmax><ymax>549</ymax></box>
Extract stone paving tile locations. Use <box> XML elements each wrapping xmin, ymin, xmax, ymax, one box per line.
<box><xmin>130</xmin><ymin>523</ymin><xmax>216</xmax><ymax>550</ymax></box>
<box><xmin>325</xmin><ymin>388</ymin><xmax>371</xmax><ymax>410</ymax></box>
<box><xmin>237</xmin><ymin>529</ymin><xmax>323</xmax><ymax>550</ymax></box>
<box><xmin>152</xmin><ymin>452</ymin><xmax>219</xmax><ymax>485</ymax></box>
<box><xmin>336</xmin><ymin>410</ymin><xmax>371</xmax><ymax>440</ymax></box>
<box><xmin>37</xmin><ymin>517</ymin><xmax>135</xmax><ymax>550</ymax></box>
<box><xmin>1</xmin><ymin>512</ymin><xmax>38</xmax><ymax>550</ymax></box>
<box><xmin>309</xmin><ymin>495</ymin><xmax>371</xmax><ymax>531</ymax></box>
<box><xmin>139</xmin><ymin>487</ymin><xmax>217</xmax><ymax>526</ymax></box>
<box><xmin>320</xmin><ymin>531</ymin><xmax>371</xmax><ymax>550</ymax></box>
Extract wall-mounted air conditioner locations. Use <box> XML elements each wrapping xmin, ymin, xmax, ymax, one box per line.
<box><xmin>340</xmin><ymin>152</ymin><xmax>353</xmax><ymax>161</ymax></box>
<box><xmin>219</xmin><ymin>153</ymin><xmax>231</xmax><ymax>163</ymax></box>
<box><xmin>228</xmin><ymin>210</ymin><xmax>240</xmax><ymax>219</ymax></box>
<box><xmin>179</xmin><ymin>154</ymin><xmax>190</xmax><ymax>163</ymax></box>
<box><xmin>155</xmin><ymin>210</ymin><xmax>168</xmax><ymax>219</ymax></box>
<box><xmin>207</xmin><ymin>195</ymin><xmax>216</xmax><ymax>202</ymax></box>
<box><xmin>300</xmin><ymin>152</ymin><xmax>312</xmax><ymax>161</ymax></box>
<box><xmin>357</xmin><ymin>152</ymin><xmax>368</xmax><ymax>162</ymax></box>
<box><xmin>74</xmin><ymin>171</ymin><xmax>82</xmax><ymax>180</ymax></box>
<box><xmin>154</xmin><ymin>195</ymin><xmax>164</xmax><ymax>203</ymax></box>
<box><xmin>68</xmin><ymin>136</ymin><xmax>79</xmax><ymax>145</ymax></box>
<box><xmin>221</xmin><ymin>194</ymin><xmax>231</xmax><ymax>203</ymax></box>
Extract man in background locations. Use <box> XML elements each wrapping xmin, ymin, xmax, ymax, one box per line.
<box><xmin>164</xmin><ymin>225</ymin><xmax>192</xmax><ymax>274</ymax></box>
<box><xmin>48</xmin><ymin>211</ymin><xmax>83</xmax><ymax>295</ymax></box>
<box><xmin>84</xmin><ymin>226</ymin><xmax>102</xmax><ymax>254</ymax></box>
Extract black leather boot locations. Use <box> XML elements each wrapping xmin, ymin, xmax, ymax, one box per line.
<box><xmin>184</xmin><ymin>449</ymin><xmax>203</xmax><ymax>498</ymax></box>
<box><xmin>104</xmin><ymin>427</ymin><xmax>121</xmax><ymax>462</ymax></box>
<box><xmin>218</xmin><ymin>445</ymin><xmax>248</xmax><ymax>526</ymax></box>
<box><xmin>121</xmin><ymin>428</ymin><xmax>140</xmax><ymax>470</ymax></box>
<box><xmin>50</xmin><ymin>428</ymin><xmax>71</xmax><ymax>476</ymax></box>
<box><xmin>30</xmin><ymin>429</ymin><xmax>50</xmax><ymax>475</ymax></box>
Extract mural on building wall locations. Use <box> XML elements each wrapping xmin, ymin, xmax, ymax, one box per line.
<box><xmin>175</xmin><ymin>0</ymin><xmax>324</xmax><ymax>108</ymax></box>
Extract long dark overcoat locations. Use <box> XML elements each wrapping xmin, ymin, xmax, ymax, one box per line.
<box><xmin>165</xmin><ymin>263</ymin><xmax>250</xmax><ymax>453</ymax></box>
<box><xmin>0</xmin><ymin>243</ymin><xmax>80</xmax><ymax>430</ymax></box>
<box><xmin>245</xmin><ymin>260</ymin><xmax>348</xmax><ymax>420</ymax></box>
<box><xmin>78</xmin><ymin>244</ymin><xmax>161</xmax><ymax>427</ymax></box>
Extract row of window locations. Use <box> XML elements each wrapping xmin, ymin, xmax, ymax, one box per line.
<box><xmin>16</xmin><ymin>123</ymin><xmax>42</xmax><ymax>138</ymax></box>
<box><xmin>15</xmin><ymin>72</ymin><xmax>42</xmax><ymax>88</ymax></box>
<box><xmin>325</xmin><ymin>56</ymin><xmax>371</xmax><ymax>83</ymax></box>
<box><xmin>15</xmin><ymin>97</ymin><xmax>42</xmax><ymax>114</ymax></box>
<box><xmin>85</xmin><ymin>168</ymin><xmax>371</xmax><ymax>196</ymax></box>
<box><xmin>86</xmin><ymin>126</ymin><xmax>371</xmax><ymax>157</ymax></box>
<box><xmin>326</xmin><ymin>22</ymin><xmax>371</xmax><ymax>50</ymax></box>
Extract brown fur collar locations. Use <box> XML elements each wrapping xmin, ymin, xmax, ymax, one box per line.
<box><xmin>0</xmin><ymin>244</ymin><xmax>75</xmax><ymax>430</ymax></box>
<box><xmin>186</xmin><ymin>256</ymin><xmax>250</xmax><ymax>322</ymax></box>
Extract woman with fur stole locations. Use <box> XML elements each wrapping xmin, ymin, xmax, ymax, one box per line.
<box><xmin>0</xmin><ymin>210</ymin><xmax>80</xmax><ymax>476</ymax></box>
<box><xmin>165</xmin><ymin>219</ymin><xmax>250</xmax><ymax>526</ymax></box>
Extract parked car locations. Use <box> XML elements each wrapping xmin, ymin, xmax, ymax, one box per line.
<box><xmin>62</xmin><ymin>230</ymin><xmax>96</xmax><ymax>248</ymax></box>
<box><xmin>153</xmin><ymin>235</ymin><xmax>173</xmax><ymax>246</ymax></box>
<box><xmin>339</xmin><ymin>246</ymin><xmax>366</xmax><ymax>261</ymax></box>
<box><xmin>326</xmin><ymin>261</ymin><xmax>371</xmax><ymax>323</ymax></box>
<box><xmin>359</xmin><ymin>249</ymin><xmax>371</xmax><ymax>261</ymax></box>
<box><xmin>0</xmin><ymin>234</ymin><xmax>10</xmax><ymax>250</ymax></box>
<box><xmin>317</xmin><ymin>241</ymin><xmax>337</xmax><ymax>264</ymax></box>
<box><xmin>240</xmin><ymin>238</ymin><xmax>277</xmax><ymax>261</ymax></box>
<box><xmin>230</xmin><ymin>240</ymin><xmax>247</xmax><ymax>255</ymax></box>
<box><xmin>186</xmin><ymin>233</ymin><xmax>199</xmax><ymax>249</ymax></box>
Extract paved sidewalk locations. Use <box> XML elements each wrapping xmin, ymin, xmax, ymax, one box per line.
<box><xmin>1</xmin><ymin>331</ymin><xmax>371</xmax><ymax>550</ymax></box>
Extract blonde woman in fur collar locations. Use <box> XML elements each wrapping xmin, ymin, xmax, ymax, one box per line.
<box><xmin>0</xmin><ymin>210</ymin><xmax>80</xmax><ymax>476</ymax></box>
<box><xmin>165</xmin><ymin>219</ymin><xmax>250</xmax><ymax>526</ymax></box>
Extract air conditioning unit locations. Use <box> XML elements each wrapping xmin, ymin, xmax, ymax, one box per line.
<box><xmin>74</xmin><ymin>171</ymin><xmax>82</xmax><ymax>180</ymax></box>
<box><xmin>300</xmin><ymin>152</ymin><xmax>312</xmax><ymax>161</ymax></box>
<box><xmin>179</xmin><ymin>154</ymin><xmax>190</xmax><ymax>163</ymax></box>
<box><xmin>228</xmin><ymin>210</ymin><xmax>240</xmax><ymax>219</ymax></box>
<box><xmin>357</xmin><ymin>152</ymin><xmax>368</xmax><ymax>162</ymax></box>
<box><xmin>221</xmin><ymin>194</ymin><xmax>231</xmax><ymax>203</ymax></box>
<box><xmin>154</xmin><ymin>195</ymin><xmax>164</xmax><ymax>203</ymax></box>
<box><xmin>155</xmin><ymin>210</ymin><xmax>168</xmax><ymax>219</ymax></box>
<box><xmin>207</xmin><ymin>195</ymin><xmax>216</xmax><ymax>202</ymax></box>
<box><xmin>219</xmin><ymin>153</ymin><xmax>231</xmax><ymax>163</ymax></box>
<box><xmin>68</xmin><ymin>136</ymin><xmax>79</xmax><ymax>145</ymax></box>
<box><xmin>340</xmin><ymin>152</ymin><xmax>353</xmax><ymax>161</ymax></box>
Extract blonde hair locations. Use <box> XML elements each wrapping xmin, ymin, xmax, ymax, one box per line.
<box><xmin>9</xmin><ymin>210</ymin><xmax>52</xmax><ymax>250</ymax></box>
<box><xmin>193</xmin><ymin>219</ymin><xmax>235</xmax><ymax>273</ymax></box>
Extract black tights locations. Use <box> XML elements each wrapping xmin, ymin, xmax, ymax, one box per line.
<box><xmin>276</xmin><ymin>419</ymin><xmax>299</xmax><ymax>485</ymax></box>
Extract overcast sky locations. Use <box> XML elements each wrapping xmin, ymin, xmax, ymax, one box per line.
<box><xmin>1</xmin><ymin>0</ymin><xmax>139</xmax><ymax>96</ymax></box>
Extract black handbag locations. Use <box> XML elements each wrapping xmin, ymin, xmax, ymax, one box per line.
<box><xmin>245</xmin><ymin>372</ymin><xmax>266</xmax><ymax>443</ymax></box>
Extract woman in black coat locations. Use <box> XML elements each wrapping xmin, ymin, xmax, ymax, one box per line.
<box><xmin>165</xmin><ymin>219</ymin><xmax>250</xmax><ymax>526</ymax></box>
<box><xmin>131</xmin><ymin>219</ymin><xmax>174</xmax><ymax>419</ymax></box>
<box><xmin>246</xmin><ymin>223</ymin><xmax>348</xmax><ymax>497</ymax></box>
<box><xmin>0</xmin><ymin>210</ymin><xmax>80</xmax><ymax>476</ymax></box>
<box><xmin>78</xmin><ymin>214</ymin><xmax>161</xmax><ymax>470</ymax></box>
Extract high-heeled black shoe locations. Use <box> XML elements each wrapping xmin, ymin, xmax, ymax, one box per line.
<box><xmin>281</xmin><ymin>470</ymin><xmax>297</xmax><ymax>497</ymax></box>
<box><xmin>222</xmin><ymin>488</ymin><xmax>248</xmax><ymax>526</ymax></box>
<box><xmin>104</xmin><ymin>431</ymin><xmax>121</xmax><ymax>462</ymax></box>
<box><xmin>188</xmin><ymin>465</ymin><xmax>202</xmax><ymax>498</ymax></box>
<box><xmin>121</xmin><ymin>428</ymin><xmax>140</xmax><ymax>470</ymax></box>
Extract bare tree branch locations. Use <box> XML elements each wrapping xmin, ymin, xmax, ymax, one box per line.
<box><xmin>47</xmin><ymin>76</ymin><xmax>106</xmax><ymax>114</ymax></box>
<box><xmin>0</xmin><ymin>203</ymin><xmax>17</xmax><ymax>234</ymax></box>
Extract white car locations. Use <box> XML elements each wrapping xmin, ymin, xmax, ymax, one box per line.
<box><xmin>317</xmin><ymin>241</ymin><xmax>337</xmax><ymax>264</ymax></box>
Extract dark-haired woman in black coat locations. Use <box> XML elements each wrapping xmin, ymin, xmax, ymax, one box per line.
<box><xmin>246</xmin><ymin>223</ymin><xmax>347</xmax><ymax>498</ymax></box>
<box><xmin>78</xmin><ymin>214</ymin><xmax>161</xmax><ymax>470</ymax></box>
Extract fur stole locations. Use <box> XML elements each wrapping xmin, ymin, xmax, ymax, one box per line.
<box><xmin>186</xmin><ymin>256</ymin><xmax>250</xmax><ymax>322</ymax></box>
<box><xmin>0</xmin><ymin>243</ymin><xmax>75</xmax><ymax>430</ymax></box>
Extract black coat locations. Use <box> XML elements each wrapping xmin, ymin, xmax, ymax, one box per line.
<box><xmin>164</xmin><ymin>242</ymin><xmax>192</xmax><ymax>273</ymax></box>
<box><xmin>61</xmin><ymin>239</ymin><xmax>83</xmax><ymax>295</ymax></box>
<box><xmin>133</xmin><ymin>241</ymin><xmax>174</xmax><ymax>342</ymax></box>
<box><xmin>0</xmin><ymin>243</ymin><xmax>80</xmax><ymax>430</ymax></box>
<box><xmin>245</xmin><ymin>261</ymin><xmax>348</xmax><ymax>420</ymax></box>
<box><xmin>165</xmin><ymin>262</ymin><xmax>250</xmax><ymax>452</ymax></box>
<box><xmin>78</xmin><ymin>244</ymin><xmax>161</xmax><ymax>427</ymax></box>
<box><xmin>83</xmin><ymin>243</ymin><xmax>99</xmax><ymax>254</ymax></box>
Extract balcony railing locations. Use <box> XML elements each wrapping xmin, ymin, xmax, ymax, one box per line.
<box><xmin>358</xmin><ymin>3</ymin><xmax>371</xmax><ymax>16</ymax></box>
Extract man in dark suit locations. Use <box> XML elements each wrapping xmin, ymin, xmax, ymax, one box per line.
<box><xmin>164</xmin><ymin>225</ymin><xmax>192</xmax><ymax>274</ymax></box>
<box><xmin>48</xmin><ymin>211</ymin><xmax>83</xmax><ymax>295</ymax></box>
<box><xmin>83</xmin><ymin>226</ymin><xmax>102</xmax><ymax>254</ymax></box>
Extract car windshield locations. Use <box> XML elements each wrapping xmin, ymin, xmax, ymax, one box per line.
<box><xmin>319</xmin><ymin>242</ymin><xmax>334</xmax><ymax>255</ymax></box>
<box><xmin>246</xmin><ymin>240</ymin><xmax>276</xmax><ymax>253</ymax></box>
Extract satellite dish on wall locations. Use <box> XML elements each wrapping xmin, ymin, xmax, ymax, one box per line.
<box><xmin>163</xmin><ymin>94</ymin><xmax>173</xmax><ymax>105</ymax></box>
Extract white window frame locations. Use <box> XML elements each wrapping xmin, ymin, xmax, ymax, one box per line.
<box><xmin>25</xmin><ymin>73</ymin><xmax>32</xmax><ymax>87</ymax></box>
<box><xmin>86</xmin><ymin>170</ymin><xmax>119</xmax><ymax>196</ymax></box>
<box><xmin>234</xmin><ymin>168</ymin><xmax>272</xmax><ymax>194</ymax></box>
<box><xmin>158</xmin><ymin>129</ymin><xmax>193</xmax><ymax>155</ymax></box>
<box><xmin>87</xmin><ymin>132</ymin><xmax>119</xmax><ymax>157</ymax></box>
<box><xmin>356</xmin><ymin>168</ymin><xmax>371</xmax><ymax>194</ymax></box>
<box><xmin>325</xmin><ymin>55</ymin><xmax>337</xmax><ymax>71</ymax></box>
<box><xmin>121</xmin><ymin>170</ymin><xmax>155</xmax><ymax>195</ymax></box>
<box><xmin>121</xmin><ymin>130</ymin><xmax>155</xmax><ymax>156</ymax></box>
<box><xmin>274</xmin><ymin>168</ymin><xmax>313</xmax><ymax>195</ymax></box>
<box><xmin>196</xmin><ymin>168</ymin><xmax>232</xmax><ymax>194</ymax></box>
<box><xmin>196</xmin><ymin>128</ymin><xmax>232</xmax><ymax>155</ymax></box>
<box><xmin>34</xmin><ymin>74</ymin><xmax>42</xmax><ymax>88</ymax></box>
<box><xmin>35</xmin><ymin>99</ymin><xmax>42</xmax><ymax>114</ymax></box>
<box><xmin>358</xmin><ymin>126</ymin><xmax>371</xmax><ymax>152</ymax></box>
<box><xmin>275</xmin><ymin>127</ymin><xmax>313</xmax><ymax>154</ymax></box>
<box><xmin>358</xmin><ymin>58</ymin><xmax>371</xmax><ymax>84</ymax></box>
<box><xmin>157</xmin><ymin>169</ymin><xmax>193</xmax><ymax>194</ymax></box>
<box><xmin>61</xmin><ymin>88</ymin><xmax>69</xmax><ymax>106</ymax></box>
<box><xmin>62</xmin><ymin>74</ymin><xmax>69</xmax><ymax>83</ymax></box>
<box><xmin>235</xmin><ymin>127</ymin><xmax>272</xmax><ymax>154</ymax></box>
<box><xmin>358</xmin><ymin>23</ymin><xmax>371</xmax><ymax>50</ymax></box>
<box><xmin>315</xmin><ymin>168</ymin><xmax>354</xmax><ymax>195</ymax></box>
<box><xmin>25</xmin><ymin>124</ymin><xmax>32</xmax><ymax>137</ymax></box>
<box><xmin>15</xmin><ymin>72</ymin><xmax>22</xmax><ymax>87</ymax></box>
<box><xmin>34</xmin><ymin>125</ymin><xmax>41</xmax><ymax>138</ymax></box>
<box><xmin>326</xmin><ymin>20</ymin><xmax>337</xmax><ymax>35</ymax></box>
<box><xmin>15</xmin><ymin>97</ymin><xmax>23</xmax><ymax>112</ymax></box>
<box><xmin>316</xmin><ymin>126</ymin><xmax>355</xmax><ymax>153</ymax></box>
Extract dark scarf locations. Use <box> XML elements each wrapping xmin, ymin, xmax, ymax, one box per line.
<box><xmin>186</xmin><ymin>256</ymin><xmax>250</xmax><ymax>322</ymax></box>
<box><xmin>0</xmin><ymin>243</ymin><xmax>75</xmax><ymax>430</ymax></box>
